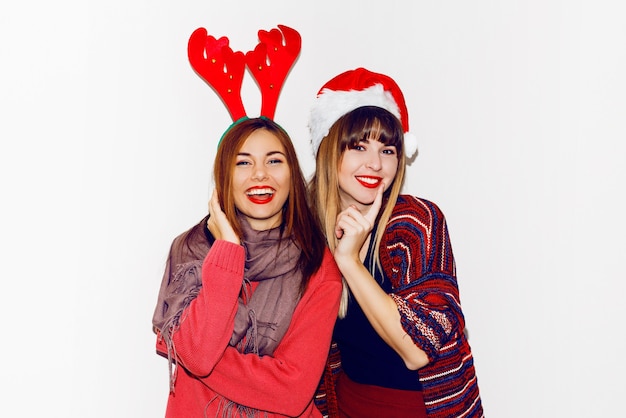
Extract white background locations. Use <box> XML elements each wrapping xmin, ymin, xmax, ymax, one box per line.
<box><xmin>1</xmin><ymin>1</ymin><xmax>625</xmax><ymax>416</ymax></box>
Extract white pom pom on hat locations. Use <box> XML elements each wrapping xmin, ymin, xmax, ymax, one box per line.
<box><xmin>309</xmin><ymin>67</ymin><xmax>418</xmax><ymax>159</ymax></box>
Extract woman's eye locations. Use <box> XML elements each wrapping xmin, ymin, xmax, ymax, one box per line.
<box><xmin>268</xmin><ymin>158</ymin><xmax>284</xmax><ymax>165</ymax></box>
<box><xmin>236</xmin><ymin>160</ymin><xmax>251</xmax><ymax>166</ymax></box>
<box><xmin>382</xmin><ymin>148</ymin><xmax>396</xmax><ymax>155</ymax></box>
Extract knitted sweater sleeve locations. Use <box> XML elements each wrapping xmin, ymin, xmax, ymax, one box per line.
<box><xmin>166</xmin><ymin>239</ymin><xmax>246</xmax><ymax>376</ymax></box>
<box><xmin>383</xmin><ymin>196</ymin><xmax>466</xmax><ymax>362</ymax></box>
<box><xmin>195</xmin><ymin>249</ymin><xmax>342</xmax><ymax>416</ymax></box>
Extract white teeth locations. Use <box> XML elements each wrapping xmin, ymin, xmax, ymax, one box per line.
<box><xmin>357</xmin><ymin>177</ymin><xmax>379</xmax><ymax>184</ymax></box>
<box><xmin>246</xmin><ymin>188</ymin><xmax>274</xmax><ymax>196</ymax></box>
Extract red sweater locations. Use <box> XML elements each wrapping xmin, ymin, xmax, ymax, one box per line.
<box><xmin>156</xmin><ymin>240</ymin><xmax>342</xmax><ymax>417</ymax></box>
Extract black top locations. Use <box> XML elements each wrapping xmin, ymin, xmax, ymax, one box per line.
<box><xmin>333</xmin><ymin>235</ymin><xmax>423</xmax><ymax>391</ymax></box>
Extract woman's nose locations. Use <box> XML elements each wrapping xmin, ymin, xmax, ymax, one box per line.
<box><xmin>251</xmin><ymin>166</ymin><xmax>269</xmax><ymax>181</ymax></box>
<box><xmin>366</xmin><ymin>152</ymin><xmax>382</xmax><ymax>171</ymax></box>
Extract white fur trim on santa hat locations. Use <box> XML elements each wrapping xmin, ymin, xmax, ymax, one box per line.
<box><xmin>309</xmin><ymin>84</ymin><xmax>400</xmax><ymax>155</ymax></box>
<box><xmin>403</xmin><ymin>132</ymin><xmax>418</xmax><ymax>159</ymax></box>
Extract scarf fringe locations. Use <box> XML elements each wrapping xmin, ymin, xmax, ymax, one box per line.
<box><xmin>160</xmin><ymin>261</ymin><xmax>203</xmax><ymax>393</ymax></box>
<box><xmin>239</xmin><ymin>310</ymin><xmax>279</xmax><ymax>356</ymax></box>
<box><xmin>205</xmin><ymin>395</ymin><xmax>269</xmax><ymax>418</ymax></box>
<box><xmin>153</xmin><ymin>216</ymin><xmax>303</xmax><ymax>400</ymax></box>
<box><xmin>244</xmin><ymin>310</ymin><xmax>259</xmax><ymax>355</ymax></box>
<box><xmin>165</xmin><ymin>329</ymin><xmax>179</xmax><ymax>393</ymax></box>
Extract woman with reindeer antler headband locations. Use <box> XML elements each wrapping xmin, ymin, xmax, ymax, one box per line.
<box><xmin>152</xmin><ymin>26</ymin><xmax>342</xmax><ymax>417</ymax></box>
<box><xmin>309</xmin><ymin>68</ymin><xmax>483</xmax><ymax>417</ymax></box>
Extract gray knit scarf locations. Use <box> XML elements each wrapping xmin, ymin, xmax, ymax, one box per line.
<box><xmin>152</xmin><ymin>214</ymin><xmax>303</xmax><ymax>406</ymax></box>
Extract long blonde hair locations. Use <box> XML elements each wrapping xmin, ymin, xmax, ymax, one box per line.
<box><xmin>309</xmin><ymin>106</ymin><xmax>406</xmax><ymax>317</ymax></box>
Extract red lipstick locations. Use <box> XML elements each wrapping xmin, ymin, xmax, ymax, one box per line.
<box><xmin>355</xmin><ymin>176</ymin><xmax>382</xmax><ymax>189</ymax></box>
<box><xmin>245</xmin><ymin>186</ymin><xmax>275</xmax><ymax>204</ymax></box>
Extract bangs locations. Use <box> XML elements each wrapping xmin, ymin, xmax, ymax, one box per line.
<box><xmin>340</xmin><ymin>106</ymin><xmax>404</xmax><ymax>151</ymax></box>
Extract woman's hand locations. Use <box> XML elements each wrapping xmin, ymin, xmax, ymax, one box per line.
<box><xmin>332</xmin><ymin>184</ymin><xmax>430</xmax><ymax>370</ymax></box>
<box><xmin>206</xmin><ymin>190</ymin><xmax>240</xmax><ymax>245</ymax></box>
<box><xmin>333</xmin><ymin>183</ymin><xmax>384</xmax><ymax>263</ymax></box>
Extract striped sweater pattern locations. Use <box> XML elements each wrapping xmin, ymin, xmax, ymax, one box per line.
<box><xmin>315</xmin><ymin>195</ymin><xmax>483</xmax><ymax>417</ymax></box>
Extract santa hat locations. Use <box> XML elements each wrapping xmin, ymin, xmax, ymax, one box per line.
<box><xmin>309</xmin><ymin>67</ymin><xmax>418</xmax><ymax>158</ymax></box>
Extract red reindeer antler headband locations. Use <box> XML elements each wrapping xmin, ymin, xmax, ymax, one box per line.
<box><xmin>188</xmin><ymin>25</ymin><xmax>301</xmax><ymax>122</ymax></box>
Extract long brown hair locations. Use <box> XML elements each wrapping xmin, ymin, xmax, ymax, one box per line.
<box><xmin>309</xmin><ymin>106</ymin><xmax>406</xmax><ymax>316</ymax></box>
<box><xmin>214</xmin><ymin>117</ymin><xmax>326</xmax><ymax>288</ymax></box>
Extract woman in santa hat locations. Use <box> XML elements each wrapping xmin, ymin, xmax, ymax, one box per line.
<box><xmin>309</xmin><ymin>68</ymin><xmax>484</xmax><ymax>417</ymax></box>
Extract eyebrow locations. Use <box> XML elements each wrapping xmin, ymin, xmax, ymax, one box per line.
<box><xmin>237</xmin><ymin>151</ymin><xmax>286</xmax><ymax>157</ymax></box>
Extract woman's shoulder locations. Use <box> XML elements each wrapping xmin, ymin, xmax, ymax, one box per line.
<box><xmin>393</xmin><ymin>194</ymin><xmax>447</xmax><ymax>220</ymax></box>
<box><xmin>168</xmin><ymin>217</ymin><xmax>212</xmax><ymax>261</ymax></box>
<box><xmin>312</xmin><ymin>248</ymin><xmax>343</xmax><ymax>285</ymax></box>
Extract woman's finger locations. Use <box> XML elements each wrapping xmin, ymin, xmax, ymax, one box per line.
<box><xmin>364</xmin><ymin>183</ymin><xmax>385</xmax><ymax>225</ymax></box>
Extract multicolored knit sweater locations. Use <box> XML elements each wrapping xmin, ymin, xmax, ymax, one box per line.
<box><xmin>315</xmin><ymin>195</ymin><xmax>484</xmax><ymax>417</ymax></box>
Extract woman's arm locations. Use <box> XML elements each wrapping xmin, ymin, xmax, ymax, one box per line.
<box><xmin>198</xmin><ymin>252</ymin><xmax>342</xmax><ymax>416</ymax></box>
<box><xmin>334</xmin><ymin>245</ymin><xmax>430</xmax><ymax>370</ymax></box>
<box><xmin>332</xmin><ymin>188</ymin><xmax>429</xmax><ymax>370</ymax></box>
<box><xmin>169</xmin><ymin>192</ymin><xmax>248</xmax><ymax>376</ymax></box>
<box><xmin>383</xmin><ymin>197</ymin><xmax>465</xmax><ymax>362</ymax></box>
<box><xmin>169</xmin><ymin>240</ymin><xmax>245</xmax><ymax>377</ymax></box>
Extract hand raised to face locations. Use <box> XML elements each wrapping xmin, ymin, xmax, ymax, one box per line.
<box><xmin>207</xmin><ymin>190</ymin><xmax>240</xmax><ymax>245</ymax></box>
<box><xmin>333</xmin><ymin>182</ymin><xmax>384</xmax><ymax>261</ymax></box>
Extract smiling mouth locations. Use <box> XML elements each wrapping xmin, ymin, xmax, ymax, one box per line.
<box><xmin>355</xmin><ymin>176</ymin><xmax>382</xmax><ymax>189</ymax></box>
<box><xmin>246</xmin><ymin>187</ymin><xmax>275</xmax><ymax>203</ymax></box>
